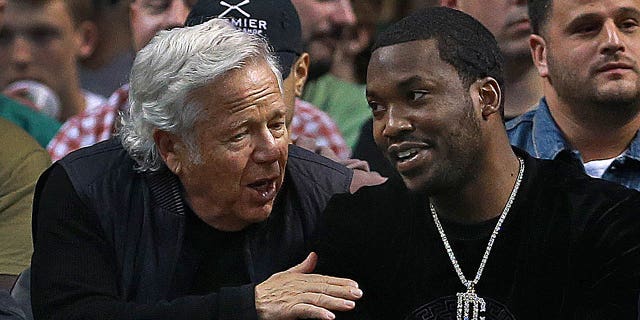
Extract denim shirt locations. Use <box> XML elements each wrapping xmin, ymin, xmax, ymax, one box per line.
<box><xmin>506</xmin><ymin>98</ymin><xmax>640</xmax><ymax>191</ymax></box>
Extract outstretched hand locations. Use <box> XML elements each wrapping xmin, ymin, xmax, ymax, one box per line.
<box><xmin>255</xmin><ymin>252</ymin><xmax>362</xmax><ymax>320</ymax></box>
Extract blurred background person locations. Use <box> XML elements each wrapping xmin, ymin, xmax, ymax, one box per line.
<box><xmin>302</xmin><ymin>0</ymin><xmax>378</xmax><ymax>150</ymax></box>
<box><xmin>0</xmin><ymin>0</ymin><xmax>106</xmax><ymax>122</ymax></box>
<box><xmin>442</xmin><ymin>0</ymin><xmax>542</xmax><ymax>120</ymax></box>
<box><xmin>47</xmin><ymin>0</ymin><xmax>196</xmax><ymax>161</ymax></box>
<box><xmin>78</xmin><ymin>0</ymin><xmax>134</xmax><ymax>98</ymax></box>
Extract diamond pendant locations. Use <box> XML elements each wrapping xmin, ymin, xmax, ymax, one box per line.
<box><xmin>456</xmin><ymin>287</ymin><xmax>486</xmax><ymax>320</ymax></box>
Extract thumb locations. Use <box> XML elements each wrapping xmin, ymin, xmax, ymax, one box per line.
<box><xmin>286</xmin><ymin>252</ymin><xmax>318</xmax><ymax>274</ymax></box>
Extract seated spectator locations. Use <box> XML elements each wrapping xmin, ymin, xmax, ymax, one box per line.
<box><xmin>0</xmin><ymin>0</ymin><xmax>105</xmax><ymax>122</ymax></box>
<box><xmin>31</xmin><ymin>19</ymin><xmax>362</xmax><ymax>319</ymax></box>
<box><xmin>0</xmin><ymin>118</ymin><xmax>49</xmax><ymax>291</ymax></box>
<box><xmin>314</xmin><ymin>7</ymin><xmax>640</xmax><ymax>319</ymax></box>
<box><xmin>442</xmin><ymin>0</ymin><xmax>542</xmax><ymax>120</ymax></box>
<box><xmin>508</xmin><ymin>0</ymin><xmax>640</xmax><ymax>190</ymax></box>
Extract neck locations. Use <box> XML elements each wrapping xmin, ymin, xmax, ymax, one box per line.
<box><xmin>430</xmin><ymin>132</ymin><xmax>521</xmax><ymax>224</ymax></box>
<box><xmin>545</xmin><ymin>87</ymin><xmax>640</xmax><ymax>162</ymax></box>
<box><xmin>503</xmin><ymin>57</ymin><xmax>543</xmax><ymax>120</ymax></box>
<box><xmin>57</xmin><ymin>85</ymin><xmax>86</xmax><ymax>122</ymax></box>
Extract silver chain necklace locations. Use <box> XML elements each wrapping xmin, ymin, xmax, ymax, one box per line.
<box><xmin>429</xmin><ymin>156</ymin><xmax>524</xmax><ymax>320</ymax></box>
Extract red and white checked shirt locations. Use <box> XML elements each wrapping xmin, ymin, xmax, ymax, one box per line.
<box><xmin>48</xmin><ymin>85</ymin><xmax>350</xmax><ymax>161</ymax></box>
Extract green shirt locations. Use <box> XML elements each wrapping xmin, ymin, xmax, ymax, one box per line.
<box><xmin>0</xmin><ymin>119</ymin><xmax>50</xmax><ymax>275</ymax></box>
<box><xmin>302</xmin><ymin>74</ymin><xmax>372</xmax><ymax>149</ymax></box>
<box><xmin>0</xmin><ymin>95</ymin><xmax>61</xmax><ymax>148</ymax></box>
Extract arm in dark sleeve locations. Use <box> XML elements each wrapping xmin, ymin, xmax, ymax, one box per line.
<box><xmin>31</xmin><ymin>164</ymin><xmax>259</xmax><ymax>320</ymax></box>
<box><xmin>313</xmin><ymin>193</ymin><xmax>375</xmax><ymax>320</ymax></box>
<box><xmin>573</xmin><ymin>192</ymin><xmax>640</xmax><ymax>319</ymax></box>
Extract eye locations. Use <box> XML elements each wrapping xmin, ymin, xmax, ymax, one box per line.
<box><xmin>269</xmin><ymin>121</ymin><xmax>286</xmax><ymax>138</ymax></box>
<box><xmin>142</xmin><ymin>0</ymin><xmax>170</xmax><ymax>14</ymax></box>
<box><xmin>230</xmin><ymin>131</ymin><xmax>248</xmax><ymax>142</ymax></box>
<box><xmin>0</xmin><ymin>30</ymin><xmax>14</xmax><ymax>46</ymax></box>
<box><xmin>29</xmin><ymin>27</ymin><xmax>60</xmax><ymax>44</ymax></box>
<box><xmin>573</xmin><ymin>23</ymin><xmax>600</xmax><ymax>35</ymax></box>
<box><xmin>368</xmin><ymin>101</ymin><xmax>387</xmax><ymax>117</ymax></box>
<box><xmin>620</xmin><ymin>18</ymin><xmax>639</xmax><ymax>32</ymax></box>
<box><xmin>409</xmin><ymin>90</ymin><xmax>429</xmax><ymax>101</ymax></box>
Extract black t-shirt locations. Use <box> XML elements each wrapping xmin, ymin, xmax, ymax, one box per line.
<box><xmin>314</xmin><ymin>154</ymin><xmax>640</xmax><ymax>319</ymax></box>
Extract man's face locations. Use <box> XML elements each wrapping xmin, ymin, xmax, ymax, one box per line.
<box><xmin>537</xmin><ymin>0</ymin><xmax>640</xmax><ymax>109</ymax></box>
<box><xmin>129</xmin><ymin>0</ymin><xmax>195</xmax><ymax>52</ymax></box>
<box><xmin>175</xmin><ymin>59</ymin><xmax>289</xmax><ymax>232</ymax></box>
<box><xmin>367</xmin><ymin>40</ymin><xmax>483</xmax><ymax>193</ymax></box>
<box><xmin>291</xmin><ymin>0</ymin><xmax>356</xmax><ymax>79</ymax></box>
<box><xmin>454</xmin><ymin>0</ymin><xmax>531</xmax><ymax>60</ymax></box>
<box><xmin>0</xmin><ymin>0</ymin><xmax>82</xmax><ymax>94</ymax></box>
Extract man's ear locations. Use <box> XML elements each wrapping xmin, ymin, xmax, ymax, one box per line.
<box><xmin>293</xmin><ymin>53</ymin><xmax>310</xmax><ymax>97</ymax></box>
<box><xmin>75</xmin><ymin>20</ymin><xmax>99</xmax><ymax>60</ymax></box>
<box><xmin>153</xmin><ymin>129</ymin><xmax>184</xmax><ymax>175</ymax></box>
<box><xmin>475</xmin><ymin>77</ymin><xmax>501</xmax><ymax>119</ymax></box>
<box><xmin>530</xmin><ymin>34</ymin><xmax>549</xmax><ymax>77</ymax></box>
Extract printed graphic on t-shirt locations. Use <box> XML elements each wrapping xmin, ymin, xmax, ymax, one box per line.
<box><xmin>406</xmin><ymin>295</ymin><xmax>516</xmax><ymax>320</ymax></box>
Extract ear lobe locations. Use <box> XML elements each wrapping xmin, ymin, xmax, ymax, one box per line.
<box><xmin>530</xmin><ymin>34</ymin><xmax>549</xmax><ymax>77</ymax></box>
<box><xmin>153</xmin><ymin>129</ymin><xmax>183</xmax><ymax>175</ymax></box>
<box><xmin>76</xmin><ymin>21</ymin><xmax>99</xmax><ymax>59</ymax></box>
<box><xmin>293</xmin><ymin>53</ymin><xmax>310</xmax><ymax>97</ymax></box>
<box><xmin>477</xmin><ymin>78</ymin><xmax>501</xmax><ymax>118</ymax></box>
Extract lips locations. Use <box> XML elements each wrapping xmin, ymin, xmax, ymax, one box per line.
<box><xmin>387</xmin><ymin>141</ymin><xmax>432</xmax><ymax>173</ymax></box>
<box><xmin>596</xmin><ymin>62</ymin><xmax>634</xmax><ymax>73</ymax></box>
<box><xmin>247</xmin><ymin>177</ymin><xmax>279</xmax><ymax>202</ymax></box>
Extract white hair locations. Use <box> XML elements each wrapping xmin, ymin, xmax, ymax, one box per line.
<box><xmin>119</xmin><ymin>19</ymin><xmax>283</xmax><ymax>172</ymax></box>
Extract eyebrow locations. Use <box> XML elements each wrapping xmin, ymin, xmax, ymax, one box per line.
<box><xmin>398</xmin><ymin>76</ymin><xmax>427</xmax><ymax>91</ymax></box>
<box><xmin>567</xmin><ymin>7</ymin><xmax>640</xmax><ymax>29</ymax></box>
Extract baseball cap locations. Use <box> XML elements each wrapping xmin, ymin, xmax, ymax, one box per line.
<box><xmin>185</xmin><ymin>0</ymin><xmax>303</xmax><ymax>79</ymax></box>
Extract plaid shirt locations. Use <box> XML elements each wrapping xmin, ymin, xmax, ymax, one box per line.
<box><xmin>291</xmin><ymin>98</ymin><xmax>349</xmax><ymax>160</ymax></box>
<box><xmin>48</xmin><ymin>85</ymin><xmax>350</xmax><ymax>161</ymax></box>
<box><xmin>47</xmin><ymin>84</ymin><xmax>129</xmax><ymax>162</ymax></box>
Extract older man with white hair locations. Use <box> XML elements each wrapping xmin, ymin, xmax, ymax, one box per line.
<box><xmin>30</xmin><ymin>19</ymin><xmax>362</xmax><ymax>320</ymax></box>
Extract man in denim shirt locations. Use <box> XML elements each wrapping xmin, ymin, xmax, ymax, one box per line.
<box><xmin>507</xmin><ymin>0</ymin><xmax>640</xmax><ymax>190</ymax></box>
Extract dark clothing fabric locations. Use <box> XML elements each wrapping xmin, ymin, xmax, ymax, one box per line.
<box><xmin>315</xmin><ymin>151</ymin><xmax>640</xmax><ymax>319</ymax></box>
<box><xmin>0</xmin><ymin>290</ymin><xmax>25</xmax><ymax>320</ymax></box>
<box><xmin>31</xmin><ymin>139</ymin><xmax>353</xmax><ymax>320</ymax></box>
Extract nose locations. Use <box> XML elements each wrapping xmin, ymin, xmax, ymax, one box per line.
<box><xmin>600</xmin><ymin>20</ymin><xmax>625</xmax><ymax>55</ymax></box>
<box><xmin>163</xmin><ymin>0</ymin><xmax>191</xmax><ymax>30</ymax></box>
<box><xmin>332</xmin><ymin>0</ymin><xmax>356</xmax><ymax>27</ymax></box>
<box><xmin>11</xmin><ymin>36</ymin><xmax>32</xmax><ymax>68</ymax></box>
<box><xmin>252</xmin><ymin>129</ymin><xmax>281</xmax><ymax>164</ymax></box>
<box><xmin>381</xmin><ymin>106</ymin><xmax>413</xmax><ymax>139</ymax></box>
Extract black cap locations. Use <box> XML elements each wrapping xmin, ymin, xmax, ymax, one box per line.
<box><xmin>186</xmin><ymin>0</ymin><xmax>303</xmax><ymax>79</ymax></box>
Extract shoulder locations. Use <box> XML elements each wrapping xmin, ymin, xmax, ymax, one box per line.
<box><xmin>0</xmin><ymin>118</ymin><xmax>50</xmax><ymax>177</ymax></box>
<box><xmin>293</xmin><ymin>99</ymin><xmax>339</xmax><ymax>128</ymax></box>
<box><xmin>505</xmin><ymin>108</ymin><xmax>536</xmax><ymax>134</ymax></box>
<box><xmin>57</xmin><ymin>138</ymin><xmax>136</xmax><ymax>191</ymax></box>
<box><xmin>0</xmin><ymin>95</ymin><xmax>61</xmax><ymax>147</ymax></box>
<box><xmin>286</xmin><ymin>144</ymin><xmax>352</xmax><ymax>193</ymax></box>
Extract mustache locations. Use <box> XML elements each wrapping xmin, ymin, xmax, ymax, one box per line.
<box><xmin>590</xmin><ymin>54</ymin><xmax>639</xmax><ymax>73</ymax></box>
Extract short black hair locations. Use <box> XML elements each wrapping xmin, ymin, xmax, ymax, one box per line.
<box><xmin>372</xmin><ymin>6</ymin><xmax>504</xmax><ymax>93</ymax></box>
<box><xmin>528</xmin><ymin>0</ymin><xmax>553</xmax><ymax>35</ymax></box>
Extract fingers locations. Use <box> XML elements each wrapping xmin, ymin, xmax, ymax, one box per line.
<box><xmin>287</xmin><ymin>252</ymin><xmax>317</xmax><ymax>274</ymax></box>
<box><xmin>289</xmin><ymin>304</ymin><xmax>336</xmax><ymax>320</ymax></box>
<box><xmin>255</xmin><ymin>266</ymin><xmax>363</xmax><ymax>320</ymax></box>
